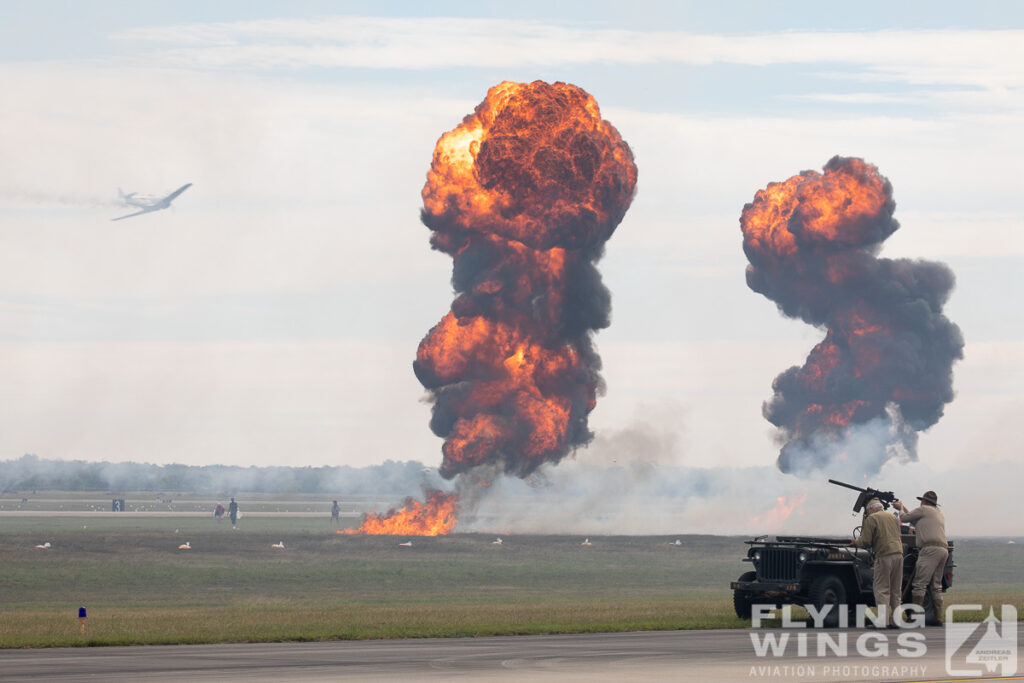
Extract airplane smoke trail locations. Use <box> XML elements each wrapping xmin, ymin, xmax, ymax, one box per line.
<box><xmin>0</xmin><ymin>188</ymin><xmax>119</xmax><ymax>208</ymax></box>
<box><xmin>740</xmin><ymin>156</ymin><xmax>964</xmax><ymax>475</ymax></box>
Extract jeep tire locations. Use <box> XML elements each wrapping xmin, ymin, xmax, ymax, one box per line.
<box><xmin>808</xmin><ymin>574</ymin><xmax>848</xmax><ymax>627</ymax></box>
<box><xmin>733</xmin><ymin>570</ymin><xmax>758</xmax><ymax>619</ymax></box>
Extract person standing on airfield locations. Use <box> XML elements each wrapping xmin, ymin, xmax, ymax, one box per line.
<box><xmin>228</xmin><ymin>497</ymin><xmax>239</xmax><ymax>529</ymax></box>
<box><xmin>331</xmin><ymin>500</ymin><xmax>340</xmax><ymax>527</ymax></box>
<box><xmin>895</xmin><ymin>491</ymin><xmax>948</xmax><ymax>625</ymax></box>
<box><xmin>851</xmin><ymin>498</ymin><xmax>904</xmax><ymax>627</ymax></box>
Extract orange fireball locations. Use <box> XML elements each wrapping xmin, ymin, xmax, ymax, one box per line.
<box><xmin>416</xmin><ymin>81</ymin><xmax>637</xmax><ymax>480</ymax></box>
<box><xmin>422</xmin><ymin>81</ymin><xmax>636</xmax><ymax>251</ymax></box>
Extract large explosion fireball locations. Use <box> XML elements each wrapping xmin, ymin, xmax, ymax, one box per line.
<box><xmin>740</xmin><ymin>156</ymin><xmax>963</xmax><ymax>475</ymax></box>
<box><xmin>346</xmin><ymin>80</ymin><xmax>637</xmax><ymax>535</ymax></box>
<box><xmin>417</xmin><ymin>80</ymin><xmax>636</xmax><ymax>479</ymax></box>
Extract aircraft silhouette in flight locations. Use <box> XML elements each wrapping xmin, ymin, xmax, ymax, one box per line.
<box><xmin>112</xmin><ymin>183</ymin><xmax>192</xmax><ymax>221</ymax></box>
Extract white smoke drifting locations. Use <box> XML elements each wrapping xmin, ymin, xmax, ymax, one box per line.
<box><xmin>459</xmin><ymin>458</ymin><xmax>1020</xmax><ymax>537</ymax></box>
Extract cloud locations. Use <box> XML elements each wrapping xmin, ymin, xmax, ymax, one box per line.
<box><xmin>788</xmin><ymin>93</ymin><xmax>921</xmax><ymax>105</ymax></box>
<box><xmin>110</xmin><ymin>19</ymin><xmax>1024</xmax><ymax>100</ymax></box>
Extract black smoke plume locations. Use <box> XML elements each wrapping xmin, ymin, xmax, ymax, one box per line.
<box><xmin>740</xmin><ymin>156</ymin><xmax>964</xmax><ymax>474</ymax></box>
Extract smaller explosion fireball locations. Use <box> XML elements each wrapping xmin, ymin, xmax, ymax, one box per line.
<box><xmin>343</xmin><ymin>490</ymin><xmax>457</xmax><ymax>536</ymax></box>
<box><xmin>740</xmin><ymin>156</ymin><xmax>963</xmax><ymax>475</ymax></box>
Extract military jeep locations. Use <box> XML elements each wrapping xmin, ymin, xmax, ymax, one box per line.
<box><xmin>731</xmin><ymin>528</ymin><xmax>955</xmax><ymax>626</ymax></box>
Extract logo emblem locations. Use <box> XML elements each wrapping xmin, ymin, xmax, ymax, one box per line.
<box><xmin>945</xmin><ymin>605</ymin><xmax>1017</xmax><ymax>676</ymax></box>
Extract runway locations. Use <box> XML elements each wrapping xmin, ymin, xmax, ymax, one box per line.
<box><xmin>0</xmin><ymin>510</ymin><xmax>361</xmax><ymax>518</ymax></box>
<box><xmin>1</xmin><ymin>627</ymin><xmax>1018</xmax><ymax>682</ymax></box>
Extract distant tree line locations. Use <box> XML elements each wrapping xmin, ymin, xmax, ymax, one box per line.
<box><xmin>0</xmin><ymin>454</ymin><xmax>434</xmax><ymax>495</ymax></box>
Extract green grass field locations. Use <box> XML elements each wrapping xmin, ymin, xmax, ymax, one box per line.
<box><xmin>0</xmin><ymin>499</ymin><xmax>1020</xmax><ymax>647</ymax></box>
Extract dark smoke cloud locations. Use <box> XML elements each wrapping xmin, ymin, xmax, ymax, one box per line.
<box><xmin>413</xmin><ymin>235</ymin><xmax>611</xmax><ymax>478</ymax></box>
<box><xmin>741</xmin><ymin>156</ymin><xmax>964</xmax><ymax>475</ymax></box>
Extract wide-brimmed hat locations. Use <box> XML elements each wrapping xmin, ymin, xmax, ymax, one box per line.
<box><xmin>916</xmin><ymin>490</ymin><xmax>939</xmax><ymax>506</ymax></box>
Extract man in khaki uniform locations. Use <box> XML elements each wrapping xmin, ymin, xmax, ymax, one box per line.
<box><xmin>896</xmin><ymin>490</ymin><xmax>948</xmax><ymax>625</ymax></box>
<box><xmin>852</xmin><ymin>498</ymin><xmax>904</xmax><ymax>627</ymax></box>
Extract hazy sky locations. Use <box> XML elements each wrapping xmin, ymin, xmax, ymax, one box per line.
<box><xmin>1</xmin><ymin>2</ymin><xmax>1021</xmax><ymax>497</ymax></box>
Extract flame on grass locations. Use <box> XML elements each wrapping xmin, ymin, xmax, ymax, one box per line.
<box><xmin>342</xmin><ymin>490</ymin><xmax>457</xmax><ymax>536</ymax></box>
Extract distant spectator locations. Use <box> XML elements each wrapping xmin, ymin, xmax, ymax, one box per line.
<box><xmin>331</xmin><ymin>500</ymin><xmax>340</xmax><ymax>526</ymax></box>
<box><xmin>229</xmin><ymin>497</ymin><xmax>239</xmax><ymax>528</ymax></box>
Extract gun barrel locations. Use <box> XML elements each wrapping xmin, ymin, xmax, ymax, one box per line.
<box><xmin>827</xmin><ymin>479</ymin><xmax>866</xmax><ymax>493</ymax></box>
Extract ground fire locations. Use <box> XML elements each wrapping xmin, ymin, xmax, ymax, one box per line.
<box><xmin>740</xmin><ymin>156</ymin><xmax>963</xmax><ymax>474</ymax></box>
<box><xmin>346</xmin><ymin>80</ymin><xmax>637</xmax><ymax>535</ymax></box>
<box><xmin>341</xmin><ymin>490</ymin><xmax>457</xmax><ymax>536</ymax></box>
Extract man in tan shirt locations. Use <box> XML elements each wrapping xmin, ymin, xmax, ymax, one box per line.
<box><xmin>852</xmin><ymin>498</ymin><xmax>904</xmax><ymax>627</ymax></box>
<box><xmin>896</xmin><ymin>490</ymin><xmax>948</xmax><ymax>625</ymax></box>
